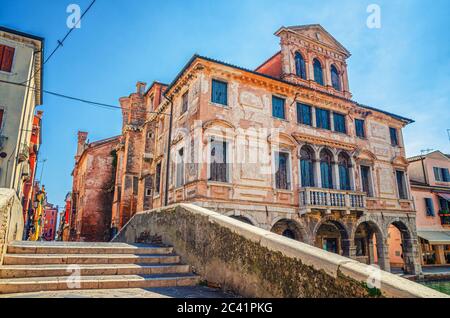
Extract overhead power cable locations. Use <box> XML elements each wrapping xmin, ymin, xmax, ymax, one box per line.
<box><xmin>0</xmin><ymin>79</ymin><xmax>171</xmax><ymax>116</ymax></box>
<box><xmin>22</xmin><ymin>0</ymin><xmax>97</xmax><ymax>85</ymax></box>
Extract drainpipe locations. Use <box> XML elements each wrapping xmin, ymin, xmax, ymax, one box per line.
<box><xmin>162</xmin><ymin>94</ymin><xmax>174</xmax><ymax>207</ymax></box>
<box><xmin>420</xmin><ymin>156</ymin><xmax>428</xmax><ymax>185</ymax></box>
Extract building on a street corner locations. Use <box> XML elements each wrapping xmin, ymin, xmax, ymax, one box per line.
<box><xmin>407</xmin><ymin>150</ymin><xmax>450</xmax><ymax>266</ymax></box>
<box><xmin>69</xmin><ymin>24</ymin><xmax>422</xmax><ymax>275</ymax></box>
<box><xmin>69</xmin><ymin>132</ymin><xmax>119</xmax><ymax>242</ymax></box>
<box><xmin>0</xmin><ymin>26</ymin><xmax>44</xmax><ymax>209</ymax></box>
<box><xmin>60</xmin><ymin>192</ymin><xmax>71</xmax><ymax>241</ymax></box>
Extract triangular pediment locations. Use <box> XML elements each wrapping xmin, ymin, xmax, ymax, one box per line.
<box><xmin>276</xmin><ymin>24</ymin><xmax>350</xmax><ymax>57</ymax></box>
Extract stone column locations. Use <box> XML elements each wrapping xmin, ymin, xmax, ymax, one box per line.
<box><xmin>329</xmin><ymin>111</ymin><xmax>335</xmax><ymax>131</ymax></box>
<box><xmin>341</xmin><ymin>239</ymin><xmax>355</xmax><ymax>258</ymax></box>
<box><xmin>314</xmin><ymin>159</ymin><xmax>322</xmax><ymax>188</ymax></box>
<box><xmin>368</xmin><ymin>239</ymin><xmax>375</xmax><ymax>264</ymax></box>
<box><xmin>378</xmin><ymin>240</ymin><xmax>391</xmax><ymax>273</ymax></box>
<box><xmin>402</xmin><ymin>238</ymin><xmax>422</xmax><ymax>275</ymax></box>
<box><xmin>311</xmin><ymin>107</ymin><xmax>317</xmax><ymax>128</ymax></box>
<box><xmin>333</xmin><ymin>162</ymin><xmax>340</xmax><ymax>190</ymax></box>
<box><xmin>349</xmin><ymin>165</ymin><xmax>356</xmax><ymax>191</ymax></box>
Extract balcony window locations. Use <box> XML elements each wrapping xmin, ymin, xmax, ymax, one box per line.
<box><xmin>338</xmin><ymin>153</ymin><xmax>351</xmax><ymax>190</ymax></box>
<box><xmin>295</xmin><ymin>52</ymin><xmax>307</xmax><ymax>80</ymax></box>
<box><xmin>209</xmin><ymin>139</ymin><xmax>228</xmax><ymax>183</ymax></box>
<box><xmin>316</xmin><ymin>108</ymin><xmax>330</xmax><ymax>130</ymax></box>
<box><xmin>300</xmin><ymin>146</ymin><xmax>314</xmax><ymax>187</ymax></box>
<box><xmin>313</xmin><ymin>58</ymin><xmax>324</xmax><ymax>86</ymax></box>
<box><xmin>361</xmin><ymin>165</ymin><xmax>373</xmax><ymax>197</ymax></box>
<box><xmin>275</xmin><ymin>152</ymin><xmax>290</xmax><ymax>190</ymax></box>
<box><xmin>320</xmin><ymin>149</ymin><xmax>333</xmax><ymax>189</ymax></box>
<box><xmin>330</xmin><ymin>65</ymin><xmax>341</xmax><ymax>91</ymax></box>
<box><xmin>297</xmin><ymin>103</ymin><xmax>312</xmax><ymax>126</ymax></box>
<box><xmin>272</xmin><ymin>96</ymin><xmax>286</xmax><ymax>120</ymax></box>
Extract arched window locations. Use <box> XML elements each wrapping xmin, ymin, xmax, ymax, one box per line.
<box><xmin>338</xmin><ymin>153</ymin><xmax>351</xmax><ymax>190</ymax></box>
<box><xmin>320</xmin><ymin>149</ymin><xmax>333</xmax><ymax>189</ymax></box>
<box><xmin>331</xmin><ymin>65</ymin><xmax>341</xmax><ymax>91</ymax></box>
<box><xmin>295</xmin><ymin>52</ymin><xmax>307</xmax><ymax>80</ymax></box>
<box><xmin>300</xmin><ymin>146</ymin><xmax>314</xmax><ymax>187</ymax></box>
<box><xmin>313</xmin><ymin>59</ymin><xmax>324</xmax><ymax>85</ymax></box>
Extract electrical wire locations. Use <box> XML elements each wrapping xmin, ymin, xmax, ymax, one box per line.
<box><xmin>0</xmin><ymin>78</ymin><xmax>171</xmax><ymax>116</ymax></box>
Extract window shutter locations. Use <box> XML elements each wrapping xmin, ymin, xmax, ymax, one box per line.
<box><xmin>425</xmin><ymin>198</ymin><xmax>435</xmax><ymax>216</ymax></box>
<box><xmin>1</xmin><ymin>46</ymin><xmax>15</xmax><ymax>72</ymax></box>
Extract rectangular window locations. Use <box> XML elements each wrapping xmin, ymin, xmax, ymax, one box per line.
<box><xmin>0</xmin><ymin>45</ymin><xmax>15</xmax><ymax>73</ymax></box>
<box><xmin>272</xmin><ymin>96</ymin><xmax>285</xmax><ymax>120</ymax></box>
<box><xmin>154</xmin><ymin>163</ymin><xmax>162</xmax><ymax>195</ymax></box>
<box><xmin>275</xmin><ymin>152</ymin><xmax>290</xmax><ymax>190</ymax></box>
<box><xmin>296</xmin><ymin>103</ymin><xmax>312</xmax><ymax>126</ymax></box>
<box><xmin>390</xmin><ymin>127</ymin><xmax>399</xmax><ymax>146</ymax></box>
<box><xmin>439</xmin><ymin>198</ymin><xmax>449</xmax><ymax>212</ymax></box>
<box><xmin>176</xmin><ymin>148</ymin><xmax>185</xmax><ymax>188</ymax></box>
<box><xmin>209</xmin><ymin>139</ymin><xmax>228</xmax><ymax>183</ymax></box>
<box><xmin>361</xmin><ymin>165</ymin><xmax>372</xmax><ymax>197</ymax></box>
<box><xmin>333</xmin><ymin>112</ymin><xmax>346</xmax><ymax>133</ymax></box>
<box><xmin>355</xmin><ymin>119</ymin><xmax>365</xmax><ymax>138</ymax></box>
<box><xmin>132</xmin><ymin>176</ymin><xmax>139</xmax><ymax>195</ymax></box>
<box><xmin>145</xmin><ymin>188</ymin><xmax>152</xmax><ymax>197</ymax></box>
<box><xmin>396</xmin><ymin>170</ymin><xmax>408</xmax><ymax>199</ymax></box>
<box><xmin>443</xmin><ymin>168</ymin><xmax>450</xmax><ymax>182</ymax></box>
<box><xmin>211</xmin><ymin>79</ymin><xmax>228</xmax><ymax>106</ymax></box>
<box><xmin>181</xmin><ymin>91</ymin><xmax>189</xmax><ymax>115</ymax></box>
<box><xmin>425</xmin><ymin>198</ymin><xmax>435</xmax><ymax>216</ymax></box>
<box><xmin>434</xmin><ymin>167</ymin><xmax>442</xmax><ymax>181</ymax></box>
<box><xmin>316</xmin><ymin>108</ymin><xmax>330</xmax><ymax>130</ymax></box>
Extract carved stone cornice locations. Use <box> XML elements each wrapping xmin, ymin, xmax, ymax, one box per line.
<box><xmin>292</xmin><ymin>132</ymin><xmax>356</xmax><ymax>152</ymax></box>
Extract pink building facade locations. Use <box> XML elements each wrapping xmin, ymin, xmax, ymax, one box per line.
<box><xmin>106</xmin><ymin>25</ymin><xmax>422</xmax><ymax>274</ymax></box>
<box><xmin>408</xmin><ymin>151</ymin><xmax>450</xmax><ymax>265</ymax></box>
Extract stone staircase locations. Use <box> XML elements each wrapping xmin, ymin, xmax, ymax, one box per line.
<box><xmin>0</xmin><ymin>241</ymin><xmax>200</xmax><ymax>295</ymax></box>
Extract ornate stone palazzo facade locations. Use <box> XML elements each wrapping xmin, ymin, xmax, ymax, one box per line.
<box><xmin>110</xmin><ymin>25</ymin><xmax>421</xmax><ymax>274</ymax></box>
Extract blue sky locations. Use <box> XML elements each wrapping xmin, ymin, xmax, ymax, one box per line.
<box><xmin>1</xmin><ymin>0</ymin><xmax>449</xmax><ymax>208</ymax></box>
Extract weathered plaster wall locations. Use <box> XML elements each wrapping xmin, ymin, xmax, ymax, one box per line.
<box><xmin>113</xmin><ymin>203</ymin><xmax>445</xmax><ymax>298</ymax></box>
<box><xmin>0</xmin><ymin>189</ymin><xmax>23</xmax><ymax>265</ymax></box>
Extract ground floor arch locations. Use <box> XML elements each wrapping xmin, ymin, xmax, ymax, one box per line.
<box><xmin>314</xmin><ymin>219</ymin><xmax>350</xmax><ymax>257</ymax></box>
<box><xmin>354</xmin><ymin>220</ymin><xmax>388</xmax><ymax>271</ymax></box>
<box><xmin>270</xmin><ymin>219</ymin><xmax>306</xmax><ymax>242</ymax></box>
<box><xmin>230</xmin><ymin>215</ymin><xmax>254</xmax><ymax>225</ymax></box>
<box><xmin>386</xmin><ymin>220</ymin><xmax>418</xmax><ymax>274</ymax></box>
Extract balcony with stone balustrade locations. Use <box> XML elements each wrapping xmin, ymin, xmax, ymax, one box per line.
<box><xmin>299</xmin><ymin>187</ymin><xmax>366</xmax><ymax>214</ymax></box>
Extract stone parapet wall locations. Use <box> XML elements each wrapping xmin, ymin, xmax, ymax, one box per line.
<box><xmin>0</xmin><ymin>189</ymin><xmax>24</xmax><ymax>265</ymax></box>
<box><xmin>113</xmin><ymin>203</ymin><xmax>446</xmax><ymax>298</ymax></box>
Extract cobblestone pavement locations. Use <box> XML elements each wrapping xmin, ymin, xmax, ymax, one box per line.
<box><xmin>0</xmin><ymin>286</ymin><xmax>238</xmax><ymax>298</ymax></box>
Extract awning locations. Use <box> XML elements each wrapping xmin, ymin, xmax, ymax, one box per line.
<box><xmin>418</xmin><ymin>230</ymin><xmax>450</xmax><ymax>245</ymax></box>
<box><xmin>436</xmin><ymin>192</ymin><xmax>450</xmax><ymax>201</ymax></box>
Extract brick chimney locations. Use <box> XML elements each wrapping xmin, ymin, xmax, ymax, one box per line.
<box><xmin>136</xmin><ymin>81</ymin><xmax>147</xmax><ymax>96</ymax></box>
<box><xmin>76</xmin><ymin>131</ymin><xmax>88</xmax><ymax>160</ymax></box>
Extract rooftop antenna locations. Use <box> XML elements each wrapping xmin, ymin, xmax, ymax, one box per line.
<box><xmin>420</xmin><ymin>149</ymin><xmax>433</xmax><ymax>156</ymax></box>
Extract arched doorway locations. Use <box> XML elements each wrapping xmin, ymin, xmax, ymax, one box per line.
<box><xmin>354</xmin><ymin>221</ymin><xmax>387</xmax><ymax>270</ymax></box>
<box><xmin>230</xmin><ymin>215</ymin><xmax>254</xmax><ymax>226</ymax></box>
<box><xmin>387</xmin><ymin>221</ymin><xmax>417</xmax><ymax>274</ymax></box>
<box><xmin>315</xmin><ymin>220</ymin><xmax>350</xmax><ymax>256</ymax></box>
<box><xmin>271</xmin><ymin>219</ymin><xmax>305</xmax><ymax>242</ymax></box>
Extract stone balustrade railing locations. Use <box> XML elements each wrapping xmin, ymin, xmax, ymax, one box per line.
<box><xmin>299</xmin><ymin>187</ymin><xmax>366</xmax><ymax>212</ymax></box>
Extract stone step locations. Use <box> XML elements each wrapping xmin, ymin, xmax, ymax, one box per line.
<box><xmin>0</xmin><ymin>263</ymin><xmax>191</xmax><ymax>278</ymax></box>
<box><xmin>2</xmin><ymin>254</ymin><xmax>181</xmax><ymax>266</ymax></box>
<box><xmin>0</xmin><ymin>274</ymin><xmax>201</xmax><ymax>294</ymax></box>
<box><xmin>7</xmin><ymin>242</ymin><xmax>173</xmax><ymax>255</ymax></box>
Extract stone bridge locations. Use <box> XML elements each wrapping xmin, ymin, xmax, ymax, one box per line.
<box><xmin>113</xmin><ymin>203</ymin><xmax>446</xmax><ymax>298</ymax></box>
